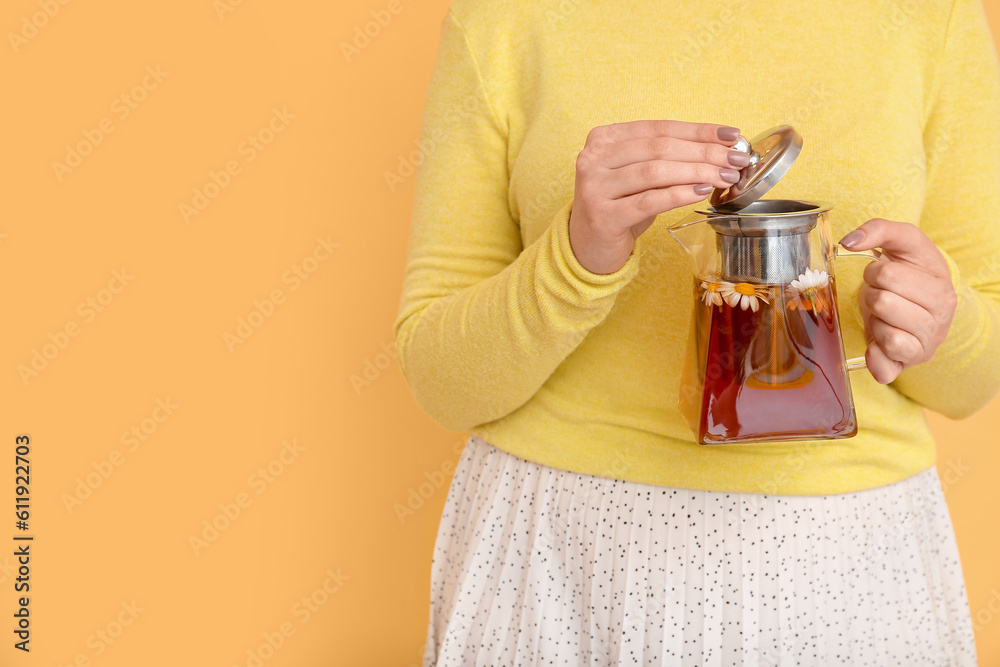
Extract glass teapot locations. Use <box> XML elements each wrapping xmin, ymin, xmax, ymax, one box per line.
<box><xmin>667</xmin><ymin>125</ymin><xmax>876</xmax><ymax>445</ymax></box>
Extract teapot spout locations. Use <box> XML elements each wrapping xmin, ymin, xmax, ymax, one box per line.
<box><xmin>666</xmin><ymin>210</ymin><xmax>733</xmax><ymax>279</ymax></box>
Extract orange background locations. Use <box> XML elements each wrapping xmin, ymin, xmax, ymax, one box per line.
<box><xmin>1</xmin><ymin>1</ymin><xmax>998</xmax><ymax>665</ymax></box>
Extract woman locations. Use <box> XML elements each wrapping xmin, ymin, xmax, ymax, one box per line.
<box><xmin>394</xmin><ymin>0</ymin><xmax>1000</xmax><ymax>664</ymax></box>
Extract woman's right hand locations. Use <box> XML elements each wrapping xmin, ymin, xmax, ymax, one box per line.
<box><xmin>568</xmin><ymin>120</ymin><xmax>748</xmax><ymax>275</ymax></box>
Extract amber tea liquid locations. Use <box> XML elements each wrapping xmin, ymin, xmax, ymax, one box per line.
<box><xmin>679</xmin><ymin>277</ymin><xmax>857</xmax><ymax>444</ymax></box>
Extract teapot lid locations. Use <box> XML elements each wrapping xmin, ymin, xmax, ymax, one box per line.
<box><xmin>710</xmin><ymin>125</ymin><xmax>802</xmax><ymax>212</ymax></box>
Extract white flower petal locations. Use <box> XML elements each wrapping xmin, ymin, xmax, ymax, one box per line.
<box><xmin>792</xmin><ymin>268</ymin><xmax>830</xmax><ymax>291</ymax></box>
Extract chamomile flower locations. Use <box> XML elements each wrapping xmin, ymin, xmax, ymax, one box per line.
<box><xmin>790</xmin><ymin>268</ymin><xmax>829</xmax><ymax>291</ymax></box>
<box><xmin>787</xmin><ymin>269</ymin><xmax>832</xmax><ymax>314</ymax></box>
<box><xmin>699</xmin><ymin>279</ymin><xmax>726</xmax><ymax>308</ymax></box>
<box><xmin>719</xmin><ymin>281</ymin><xmax>770</xmax><ymax>312</ymax></box>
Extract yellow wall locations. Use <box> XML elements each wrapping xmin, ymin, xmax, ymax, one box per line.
<box><xmin>0</xmin><ymin>1</ymin><xmax>997</xmax><ymax>665</ymax></box>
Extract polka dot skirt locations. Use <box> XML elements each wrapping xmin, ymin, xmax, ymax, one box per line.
<box><xmin>422</xmin><ymin>435</ymin><xmax>977</xmax><ymax>666</ymax></box>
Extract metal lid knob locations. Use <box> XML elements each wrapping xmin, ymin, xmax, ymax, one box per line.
<box><xmin>710</xmin><ymin>125</ymin><xmax>802</xmax><ymax>212</ymax></box>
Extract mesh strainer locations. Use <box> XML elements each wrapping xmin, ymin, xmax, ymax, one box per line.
<box><xmin>702</xmin><ymin>200</ymin><xmax>827</xmax><ymax>284</ymax></box>
<box><xmin>699</xmin><ymin>126</ymin><xmax>820</xmax><ymax>284</ymax></box>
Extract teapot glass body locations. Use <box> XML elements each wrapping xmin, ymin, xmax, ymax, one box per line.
<box><xmin>668</xmin><ymin>199</ymin><xmax>872</xmax><ymax>445</ymax></box>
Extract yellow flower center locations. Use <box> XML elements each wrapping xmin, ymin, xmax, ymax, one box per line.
<box><xmin>734</xmin><ymin>282</ymin><xmax>758</xmax><ymax>296</ymax></box>
<box><xmin>705</xmin><ymin>282</ymin><xmax>721</xmax><ymax>292</ymax></box>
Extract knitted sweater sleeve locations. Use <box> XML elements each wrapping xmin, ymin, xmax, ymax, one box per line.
<box><xmin>890</xmin><ymin>0</ymin><xmax>1000</xmax><ymax>419</ymax></box>
<box><xmin>393</xmin><ymin>9</ymin><xmax>643</xmax><ymax>431</ymax></box>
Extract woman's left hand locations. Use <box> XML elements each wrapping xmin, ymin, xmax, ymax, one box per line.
<box><xmin>838</xmin><ymin>218</ymin><xmax>957</xmax><ymax>384</ymax></box>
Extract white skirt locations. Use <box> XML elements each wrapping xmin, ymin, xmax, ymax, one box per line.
<box><xmin>422</xmin><ymin>434</ymin><xmax>977</xmax><ymax>666</ymax></box>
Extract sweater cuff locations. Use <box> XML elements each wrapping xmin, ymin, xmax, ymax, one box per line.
<box><xmin>890</xmin><ymin>246</ymin><xmax>994</xmax><ymax>397</ymax></box>
<box><xmin>941</xmin><ymin>248</ymin><xmax>964</xmax><ymax>303</ymax></box>
<box><xmin>927</xmin><ymin>249</ymin><xmax>982</xmax><ymax>363</ymax></box>
<box><xmin>549</xmin><ymin>198</ymin><xmax>642</xmax><ymax>299</ymax></box>
<box><xmin>922</xmin><ymin>247</ymin><xmax>982</xmax><ymax>362</ymax></box>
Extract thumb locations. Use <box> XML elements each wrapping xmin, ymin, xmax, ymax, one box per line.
<box><xmin>838</xmin><ymin>218</ymin><xmax>949</xmax><ymax>277</ymax></box>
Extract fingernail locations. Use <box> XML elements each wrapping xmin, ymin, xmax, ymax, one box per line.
<box><xmin>839</xmin><ymin>230</ymin><xmax>865</xmax><ymax>248</ymax></box>
<box><xmin>694</xmin><ymin>183</ymin><xmax>714</xmax><ymax>195</ymax></box>
<box><xmin>727</xmin><ymin>151</ymin><xmax>750</xmax><ymax>168</ymax></box>
<box><xmin>720</xmin><ymin>168</ymin><xmax>740</xmax><ymax>183</ymax></box>
<box><xmin>717</xmin><ymin>126</ymin><xmax>741</xmax><ymax>143</ymax></box>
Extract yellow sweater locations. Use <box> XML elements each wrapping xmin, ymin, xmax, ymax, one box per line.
<box><xmin>394</xmin><ymin>0</ymin><xmax>1000</xmax><ymax>495</ymax></box>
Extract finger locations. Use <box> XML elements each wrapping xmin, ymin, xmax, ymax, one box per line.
<box><xmin>602</xmin><ymin>160</ymin><xmax>739</xmax><ymax>198</ymax></box>
<box><xmin>865</xmin><ymin>340</ymin><xmax>903</xmax><ymax>384</ymax></box>
<box><xmin>868</xmin><ymin>314</ymin><xmax>925</xmax><ymax>365</ymax></box>
<box><xmin>861</xmin><ymin>286</ymin><xmax>937</xmax><ymax>350</ymax></box>
<box><xmin>857</xmin><ymin>295</ymin><xmax>905</xmax><ymax>382</ymax></box>
<box><xmin>862</xmin><ymin>258</ymin><xmax>951</xmax><ymax>314</ymax></box>
<box><xmin>838</xmin><ymin>218</ymin><xmax>950</xmax><ymax>278</ymax></box>
<box><xmin>606</xmin><ymin>184</ymin><xmax>722</xmax><ymax>223</ymax></box>
<box><xmin>600</xmin><ymin>135</ymin><xmax>748</xmax><ymax>170</ymax></box>
<box><xmin>589</xmin><ymin>120</ymin><xmax>741</xmax><ymax>147</ymax></box>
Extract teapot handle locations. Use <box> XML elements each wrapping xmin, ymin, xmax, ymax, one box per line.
<box><xmin>834</xmin><ymin>246</ymin><xmax>882</xmax><ymax>372</ymax></box>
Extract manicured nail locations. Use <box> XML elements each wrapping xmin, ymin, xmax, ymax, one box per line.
<box><xmin>717</xmin><ymin>126</ymin><xmax>741</xmax><ymax>142</ymax></box>
<box><xmin>839</xmin><ymin>230</ymin><xmax>865</xmax><ymax>248</ymax></box>
<box><xmin>727</xmin><ymin>151</ymin><xmax>750</xmax><ymax>168</ymax></box>
<box><xmin>694</xmin><ymin>183</ymin><xmax>714</xmax><ymax>195</ymax></box>
<box><xmin>720</xmin><ymin>168</ymin><xmax>740</xmax><ymax>183</ymax></box>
